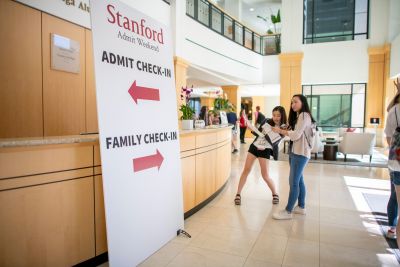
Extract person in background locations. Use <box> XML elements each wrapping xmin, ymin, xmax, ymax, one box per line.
<box><xmin>271</xmin><ymin>94</ymin><xmax>315</xmax><ymax>220</ymax></box>
<box><xmin>234</xmin><ymin>106</ymin><xmax>287</xmax><ymax>206</ymax></box>
<box><xmin>254</xmin><ymin>106</ymin><xmax>266</xmax><ymax>127</ymax></box>
<box><xmin>227</xmin><ymin>105</ymin><xmax>239</xmax><ymax>153</ymax></box>
<box><xmin>199</xmin><ymin>106</ymin><xmax>210</xmax><ymax>126</ymax></box>
<box><xmin>384</xmin><ymin>77</ymin><xmax>400</xmax><ymax>244</ymax></box>
<box><xmin>239</xmin><ymin>109</ymin><xmax>247</xmax><ymax>144</ymax></box>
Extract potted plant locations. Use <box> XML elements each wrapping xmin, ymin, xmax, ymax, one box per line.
<box><xmin>257</xmin><ymin>9</ymin><xmax>281</xmax><ymax>54</ymax></box>
<box><xmin>180</xmin><ymin>86</ymin><xmax>195</xmax><ymax>130</ymax></box>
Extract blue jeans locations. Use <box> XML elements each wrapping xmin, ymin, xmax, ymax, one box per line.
<box><xmin>388</xmin><ymin>172</ymin><xmax>399</xmax><ymax>227</ymax></box>
<box><xmin>286</xmin><ymin>153</ymin><xmax>309</xmax><ymax>212</ymax></box>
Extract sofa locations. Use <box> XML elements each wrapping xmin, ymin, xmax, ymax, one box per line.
<box><xmin>338</xmin><ymin>132</ymin><xmax>376</xmax><ymax>162</ymax></box>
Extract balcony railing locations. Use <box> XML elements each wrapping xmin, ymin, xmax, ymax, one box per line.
<box><xmin>186</xmin><ymin>0</ymin><xmax>281</xmax><ymax>56</ymax></box>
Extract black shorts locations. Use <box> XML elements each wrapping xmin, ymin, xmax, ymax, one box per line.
<box><xmin>248</xmin><ymin>144</ymin><xmax>273</xmax><ymax>159</ymax></box>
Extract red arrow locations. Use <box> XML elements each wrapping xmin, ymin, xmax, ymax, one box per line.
<box><xmin>128</xmin><ymin>80</ymin><xmax>160</xmax><ymax>104</ymax></box>
<box><xmin>133</xmin><ymin>149</ymin><xmax>164</xmax><ymax>173</ymax></box>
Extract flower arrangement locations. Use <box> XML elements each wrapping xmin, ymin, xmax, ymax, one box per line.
<box><xmin>179</xmin><ymin>86</ymin><xmax>195</xmax><ymax>120</ymax></box>
<box><xmin>213</xmin><ymin>92</ymin><xmax>229</xmax><ymax>111</ymax></box>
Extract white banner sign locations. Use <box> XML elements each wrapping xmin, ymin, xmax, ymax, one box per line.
<box><xmin>90</xmin><ymin>1</ymin><xmax>184</xmax><ymax>266</ymax></box>
<box><xmin>15</xmin><ymin>0</ymin><xmax>91</xmax><ymax>28</ymax></box>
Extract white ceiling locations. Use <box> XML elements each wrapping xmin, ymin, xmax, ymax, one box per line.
<box><xmin>212</xmin><ymin>0</ymin><xmax>281</xmax><ymax>34</ymax></box>
<box><xmin>241</xmin><ymin>1</ymin><xmax>281</xmax><ymax>34</ymax></box>
<box><xmin>240</xmin><ymin>84</ymin><xmax>280</xmax><ymax>97</ymax></box>
<box><xmin>186</xmin><ymin>64</ymin><xmax>248</xmax><ymax>87</ymax></box>
<box><xmin>186</xmin><ymin>64</ymin><xmax>280</xmax><ymax>97</ymax></box>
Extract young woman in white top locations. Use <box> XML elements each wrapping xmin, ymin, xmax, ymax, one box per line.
<box><xmin>384</xmin><ymin>78</ymin><xmax>400</xmax><ymax>245</ymax></box>
<box><xmin>234</xmin><ymin>106</ymin><xmax>287</xmax><ymax>206</ymax></box>
<box><xmin>271</xmin><ymin>94</ymin><xmax>315</xmax><ymax>220</ymax></box>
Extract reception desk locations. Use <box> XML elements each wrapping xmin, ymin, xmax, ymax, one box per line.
<box><xmin>0</xmin><ymin>126</ymin><xmax>232</xmax><ymax>266</ymax></box>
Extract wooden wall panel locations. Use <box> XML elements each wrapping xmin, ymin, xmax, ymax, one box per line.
<box><xmin>181</xmin><ymin>156</ymin><xmax>196</xmax><ymax>212</ymax></box>
<box><xmin>196</xmin><ymin>133</ymin><xmax>217</xmax><ymax>148</ymax></box>
<box><xmin>0</xmin><ymin>144</ymin><xmax>93</xmax><ymax>179</ymax></box>
<box><xmin>0</xmin><ymin>0</ymin><xmax>43</xmax><ymax>138</ymax></box>
<box><xmin>216</xmin><ymin>128</ymin><xmax>231</xmax><ymax>143</ymax></box>
<box><xmin>367</xmin><ymin>47</ymin><xmax>387</xmax><ymax>129</ymax></box>
<box><xmin>215</xmin><ymin>142</ymin><xmax>231</xmax><ymax>189</ymax></box>
<box><xmin>42</xmin><ymin>13</ymin><xmax>86</xmax><ymax>136</ymax></box>
<box><xmin>0</xmin><ymin>177</ymin><xmax>95</xmax><ymax>267</ymax></box>
<box><xmin>195</xmin><ymin>149</ymin><xmax>216</xmax><ymax>205</ymax></box>
<box><xmin>180</xmin><ymin>135</ymin><xmax>196</xmax><ymax>151</ymax></box>
<box><xmin>94</xmin><ymin>175</ymin><xmax>108</xmax><ymax>255</ymax></box>
<box><xmin>85</xmin><ymin>29</ymin><xmax>99</xmax><ymax>133</ymax></box>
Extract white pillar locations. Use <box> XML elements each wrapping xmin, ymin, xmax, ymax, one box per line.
<box><xmin>170</xmin><ymin>0</ymin><xmax>186</xmax><ymax>57</ymax></box>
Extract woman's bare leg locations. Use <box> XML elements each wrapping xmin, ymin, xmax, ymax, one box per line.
<box><xmin>236</xmin><ymin>153</ymin><xmax>257</xmax><ymax>195</ymax></box>
<box><xmin>258</xmin><ymin>157</ymin><xmax>278</xmax><ymax>195</ymax></box>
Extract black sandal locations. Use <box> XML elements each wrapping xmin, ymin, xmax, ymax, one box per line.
<box><xmin>272</xmin><ymin>194</ymin><xmax>279</xmax><ymax>205</ymax></box>
<box><xmin>234</xmin><ymin>194</ymin><xmax>241</xmax><ymax>205</ymax></box>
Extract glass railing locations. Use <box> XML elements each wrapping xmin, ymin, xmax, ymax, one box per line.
<box><xmin>186</xmin><ymin>0</ymin><xmax>281</xmax><ymax>56</ymax></box>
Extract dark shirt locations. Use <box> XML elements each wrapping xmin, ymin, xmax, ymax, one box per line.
<box><xmin>227</xmin><ymin>112</ymin><xmax>238</xmax><ymax>129</ymax></box>
<box><xmin>256</xmin><ymin>112</ymin><xmax>266</xmax><ymax>125</ymax></box>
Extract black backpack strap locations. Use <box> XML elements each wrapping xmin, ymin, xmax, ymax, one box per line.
<box><xmin>395</xmin><ymin>106</ymin><xmax>399</xmax><ymax>128</ymax></box>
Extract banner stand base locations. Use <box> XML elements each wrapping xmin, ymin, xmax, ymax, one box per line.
<box><xmin>177</xmin><ymin>229</ymin><xmax>192</xmax><ymax>238</ymax></box>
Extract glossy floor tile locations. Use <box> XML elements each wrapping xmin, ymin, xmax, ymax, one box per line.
<box><xmin>104</xmin><ymin>140</ymin><xmax>399</xmax><ymax>266</ymax></box>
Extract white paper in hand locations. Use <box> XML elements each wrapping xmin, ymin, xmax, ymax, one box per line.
<box><xmin>261</xmin><ymin>123</ymin><xmax>282</xmax><ymax>144</ymax></box>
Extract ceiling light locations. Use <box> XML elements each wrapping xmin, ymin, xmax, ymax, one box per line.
<box><xmin>249</xmin><ymin>8</ymin><xmax>254</xmax><ymax>12</ymax></box>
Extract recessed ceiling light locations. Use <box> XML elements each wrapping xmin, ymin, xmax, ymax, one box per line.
<box><xmin>249</xmin><ymin>8</ymin><xmax>254</xmax><ymax>12</ymax></box>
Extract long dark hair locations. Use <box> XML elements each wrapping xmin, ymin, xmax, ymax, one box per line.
<box><xmin>288</xmin><ymin>94</ymin><xmax>315</xmax><ymax>129</ymax></box>
<box><xmin>199</xmin><ymin>106</ymin><xmax>208</xmax><ymax>120</ymax></box>
<box><xmin>268</xmin><ymin>106</ymin><xmax>287</xmax><ymax>126</ymax></box>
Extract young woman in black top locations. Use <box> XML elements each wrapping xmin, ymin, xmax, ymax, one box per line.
<box><xmin>234</xmin><ymin>106</ymin><xmax>287</xmax><ymax>205</ymax></box>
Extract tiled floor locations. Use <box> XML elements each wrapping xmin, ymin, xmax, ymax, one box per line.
<box><xmin>102</xmin><ymin>141</ymin><xmax>399</xmax><ymax>267</ymax></box>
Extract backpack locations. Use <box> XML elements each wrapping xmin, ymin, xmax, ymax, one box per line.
<box><xmin>303</xmin><ymin>113</ymin><xmax>317</xmax><ymax>150</ymax></box>
<box><xmin>388</xmin><ymin>107</ymin><xmax>400</xmax><ymax>170</ymax></box>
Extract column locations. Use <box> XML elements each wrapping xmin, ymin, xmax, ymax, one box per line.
<box><xmin>221</xmin><ymin>85</ymin><xmax>241</xmax><ymax>115</ymax></box>
<box><xmin>279</xmin><ymin>52</ymin><xmax>303</xmax><ymax>113</ymax></box>
<box><xmin>174</xmin><ymin>56</ymin><xmax>189</xmax><ymax>117</ymax></box>
<box><xmin>222</xmin><ymin>85</ymin><xmax>241</xmax><ymax>146</ymax></box>
<box><xmin>367</xmin><ymin>45</ymin><xmax>391</xmax><ymax>147</ymax></box>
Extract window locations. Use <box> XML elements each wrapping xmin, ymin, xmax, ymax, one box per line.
<box><xmin>185</xmin><ymin>0</ymin><xmax>281</xmax><ymax>56</ymax></box>
<box><xmin>303</xmin><ymin>84</ymin><xmax>366</xmax><ymax>128</ymax></box>
<box><xmin>188</xmin><ymin>98</ymin><xmax>201</xmax><ymax>117</ymax></box>
<box><xmin>198</xmin><ymin>0</ymin><xmax>209</xmax><ymax>26</ymax></box>
<box><xmin>253</xmin><ymin>33</ymin><xmax>261</xmax><ymax>53</ymax></box>
<box><xmin>303</xmin><ymin>0</ymin><xmax>369</xmax><ymax>44</ymax></box>
<box><xmin>234</xmin><ymin>21</ymin><xmax>243</xmax><ymax>45</ymax></box>
<box><xmin>211</xmin><ymin>6</ymin><xmax>222</xmax><ymax>33</ymax></box>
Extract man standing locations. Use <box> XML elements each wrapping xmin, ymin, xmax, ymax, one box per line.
<box><xmin>227</xmin><ymin>105</ymin><xmax>239</xmax><ymax>153</ymax></box>
<box><xmin>255</xmin><ymin>106</ymin><xmax>266</xmax><ymax>127</ymax></box>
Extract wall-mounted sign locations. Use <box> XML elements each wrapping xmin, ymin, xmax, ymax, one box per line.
<box><xmin>220</xmin><ymin>111</ymin><xmax>228</xmax><ymax>125</ymax></box>
<box><xmin>51</xmin><ymin>34</ymin><xmax>80</xmax><ymax>73</ymax></box>
<box><xmin>15</xmin><ymin>0</ymin><xmax>91</xmax><ymax>28</ymax></box>
<box><xmin>90</xmin><ymin>0</ymin><xmax>183</xmax><ymax>266</ymax></box>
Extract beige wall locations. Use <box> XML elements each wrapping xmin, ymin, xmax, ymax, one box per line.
<box><xmin>0</xmin><ymin>0</ymin><xmax>43</xmax><ymax>138</ymax></box>
<box><xmin>0</xmin><ymin>0</ymin><xmax>98</xmax><ymax>138</ymax></box>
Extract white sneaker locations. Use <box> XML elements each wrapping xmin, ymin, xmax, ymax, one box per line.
<box><xmin>387</xmin><ymin>229</ymin><xmax>397</xmax><ymax>239</ymax></box>
<box><xmin>273</xmin><ymin>210</ymin><xmax>293</xmax><ymax>220</ymax></box>
<box><xmin>293</xmin><ymin>206</ymin><xmax>306</xmax><ymax>215</ymax></box>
